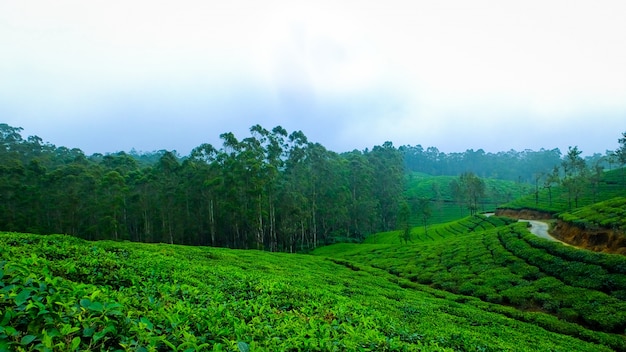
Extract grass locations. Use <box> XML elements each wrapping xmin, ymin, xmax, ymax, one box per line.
<box><xmin>0</xmin><ymin>231</ymin><xmax>620</xmax><ymax>351</ymax></box>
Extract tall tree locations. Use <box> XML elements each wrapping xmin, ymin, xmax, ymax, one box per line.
<box><xmin>561</xmin><ymin>146</ymin><xmax>586</xmax><ymax>210</ymax></box>
<box><xmin>615</xmin><ymin>131</ymin><xmax>626</xmax><ymax>184</ymax></box>
<box><xmin>345</xmin><ymin>150</ymin><xmax>377</xmax><ymax>240</ymax></box>
<box><xmin>543</xmin><ymin>166</ymin><xmax>560</xmax><ymax>207</ymax></box>
<box><xmin>397</xmin><ymin>200</ymin><xmax>411</xmax><ymax>244</ymax></box>
<box><xmin>412</xmin><ymin>197</ymin><xmax>432</xmax><ymax>235</ymax></box>
<box><xmin>367</xmin><ymin>142</ymin><xmax>404</xmax><ymax>231</ymax></box>
<box><xmin>457</xmin><ymin>172</ymin><xmax>486</xmax><ymax>215</ymax></box>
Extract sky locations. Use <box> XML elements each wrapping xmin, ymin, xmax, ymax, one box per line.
<box><xmin>1</xmin><ymin>0</ymin><xmax>625</xmax><ymax>156</ymax></box>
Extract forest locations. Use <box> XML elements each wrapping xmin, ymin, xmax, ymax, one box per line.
<box><xmin>0</xmin><ymin>123</ymin><xmax>622</xmax><ymax>251</ymax></box>
<box><xmin>0</xmin><ymin>123</ymin><xmax>404</xmax><ymax>250</ymax></box>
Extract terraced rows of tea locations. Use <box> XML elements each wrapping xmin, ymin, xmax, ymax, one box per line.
<box><xmin>314</xmin><ymin>216</ymin><xmax>626</xmax><ymax>350</ymax></box>
<box><xmin>363</xmin><ymin>215</ymin><xmax>515</xmax><ymax>244</ymax></box>
<box><xmin>1</xmin><ymin>232</ymin><xmax>621</xmax><ymax>351</ymax></box>
<box><xmin>558</xmin><ymin>196</ymin><xmax>626</xmax><ymax>230</ymax></box>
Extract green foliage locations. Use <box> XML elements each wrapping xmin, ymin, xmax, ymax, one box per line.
<box><xmin>0</xmin><ymin>124</ymin><xmax>406</xmax><ymax>251</ymax></box>
<box><xmin>1</xmin><ymin>232</ymin><xmax>618</xmax><ymax>351</ymax></box>
<box><xmin>364</xmin><ymin>215</ymin><xmax>516</xmax><ymax>245</ymax></box>
<box><xmin>404</xmin><ymin>173</ymin><xmax>532</xmax><ymax>226</ymax></box>
<box><xmin>557</xmin><ymin>196</ymin><xmax>626</xmax><ymax>231</ymax></box>
<box><xmin>503</xmin><ymin>168</ymin><xmax>626</xmax><ymax>213</ymax></box>
<box><xmin>316</xmin><ymin>219</ymin><xmax>626</xmax><ymax>350</ymax></box>
<box><xmin>400</xmin><ymin>145</ymin><xmax>564</xmax><ymax>183</ymax></box>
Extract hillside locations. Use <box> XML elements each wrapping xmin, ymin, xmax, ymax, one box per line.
<box><xmin>550</xmin><ymin>197</ymin><xmax>626</xmax><ymax>253</ymax></box>
<box><xmin>0</xmin><ymin>232</ymin><xmax>620</xmax><ymax>351</ymax></box>
<box><xmin>404</xmin><ymin>172</ymin><xmax>533</xmax><ymax>226</ymax></box>
<box><xmin>497</xmin><ymin>168</ymin><xmax>626</xmax><ymax>252</ymax></box>
<box><xmin>314</xmin><ymin>216</ymin><xmax>626</xmax><ymax>350</ymax></box>
<box><xmin>500</xmin><ymin>168</ymin><xmax>626</xmax><ymax>214</ymax></box>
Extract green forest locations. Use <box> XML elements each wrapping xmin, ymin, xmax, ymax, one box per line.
<box><xmin>2</xmin><ymin>124</ymin><xmax>626</xmax><ymax>350</ymax></box>
<box><xmin>0</xmin><ymin>123</ymin><xmax>406</xmax><ymax>250</ymax></box>
<box><xmin>2</xmin><ymin>123</ymin><xmax>620</xmax><ymax>251</ymax></box>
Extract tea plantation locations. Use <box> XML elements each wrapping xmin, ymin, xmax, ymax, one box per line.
<box><xmin>314</xmin><ymin>215</ymin><xmax>626</xmax><ymax>351</ymax></box>
<box><xmin>1</xmin><ymin>230</ymin><xmax>621</xmax><ymax>351</ymax></box>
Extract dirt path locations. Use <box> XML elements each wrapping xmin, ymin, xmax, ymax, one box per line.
<box><xmin>484</xmin><ymin>213</ymin><xmax>567</xmax><ymax>245</ymax></box>
<box><xmin>519</xmin><ymin>219</ymin><xmax>570</xmax><ymax>245</ymax></box>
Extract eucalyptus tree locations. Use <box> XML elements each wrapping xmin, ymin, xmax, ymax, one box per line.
<box><xmin>99</xmin><ymin>170</ymin><xmax>127</xmax><ymax>240</ymax></box>
<box><xmin>415</xmin><ymin>197</ymin><xmax>432</xmax><ymax>235</ymax></box>
<box><xmin>218</xmin><ymin>132</ymin><xmax>249</xmax><ymax>247</ymax></box>
<box><xmin>345</xmin><ymin>150</ymin><xmax>377</xmax><ymax>239</ymax></box>
<box><xmin>0</xmin><ymin>123</ymin><xmax>24</xmax><ymax>151</ymax></box>
<box><xmin>589</xmin><ymin>159</ymin><xmax>605</xmax><ymax>203</ymax></box>
<box><xmin>457</xmin><ymin>172</ymin><xmax>485</xmax><ymax>215</ymax></box>
<box><xmin>250</xmin><ymin>125</ymin><xmax>288</xmax><ymax>251</ymax></box>
<box><xmin>189</xmin><ymin>143</ymin><xmax>221</xmax><ymax>246</ymax></box>
<box><xmin>561</xmin><ymin>146</ymin><xmax>586</xmax><ymax>210</ymax></box>
<box><xmin>44</xmin><ymin>160</ymin><xmax>98</xmax><ymax>238</ymax></box>
<box><xmin>126</xmin><ymin>167</ymin><xmax>157</xmax><ymax>243</ymax></box>
<box><xmin>304</xmin><ymin>142</ymin><xmax>341</xmax><ymax>248</ymax></box>
<box><xmin>277</xmin><ymin>130</ymin><xmax>310</xmax><ymax>251</ymax></box>
<box><xmin>154</xmin><ymin>151</ymin><xmax>181</xmax><ymax>244</ymax></box>
<box><xmin>543</xmin><ymin>166</ymin><xmax>560</xmax><ymax>207</ymax></box>
<box><xmin>397</xmin><ymin>200</ymin><xmax>411</xmax><ymax>244</ymax></box>
<box><xmin>616</xmin><ymin>131</ymin><xmax>626</xmax><ymax>183</ymax></box>
<box><xmin>312</xmin><ymin>147</ymin><xmax>350</xmax><ymax>245</ymax></box>
<box><xmin>367</xmin><ymin>141</ymin><xmax>404</xmax><ymax>231</ymax></box>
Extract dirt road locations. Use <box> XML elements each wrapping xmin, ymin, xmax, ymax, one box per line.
<box><xmin>484</xmin><ymin>213</ymin><xmax>566</xmax><ymax>244</ymax></box>
<box><xmin>518</xmin><ymin>219</ymin><xmax>569</xmax><ymax>245</ymax></box>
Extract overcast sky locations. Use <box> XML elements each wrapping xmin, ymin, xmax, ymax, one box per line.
<box><xmin>1</xmin><ymin>0</ymin><xmax>625</xmax><ymax>156</ymax></box>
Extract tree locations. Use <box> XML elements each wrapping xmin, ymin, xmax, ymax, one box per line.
<box><xmin>0</xmin><ymin>123</ymin><xmax>24</xmax><ymax>151</ymax></box>
<box><xmin>561</xmin><ymin>146</ymin><xmax>586</xmax><ymax>210</ymax></box>
<box><xmin>533</xmin><ymin>172</ymin><xmax>543</xmax><ymax>206</ymax></box>
<box><xmin>397</xmin><ymin>200</ymin><xmax>411</xmax><ymax>244</ymax></box>
<box><xmin>345</xmin><ymin>150</ymin><xmax>377</xmax><ymax>241</ymax></box>
<box><xmin>155</xmin><ymin>151</ymin><xmax>181</xmax><ymax>244</ymax></box>
<box><xmin>0</xmin><ymin>122</ymin><xmax>431</xmax><ymax>251</ymax></box>
<box><xmin>543</xmin><ymin>166</ymin><xmax>560</xmax><ymax>207</ymax></box>
<box><xmin>615</xmin><ymin>131</ymin><xmax>626</xmax><ymax>183</ymax></box>
<box><xmin>449</xmin><ymin>179</ymin><xmax>463</xmax><ymax>211</ymax></box>
<box><xmin>99</xmin><ymin>170</ymin><xmax>127</xmax><ymax>240</ymax></box>
<box><xmin>457</xmin><ymin>172</ymin><xmax>485</xmax><ymax>215</ymax></box>
<box><xmin>414</xmin><ymin>197</ymin><xmax>432</xmax><ymax>235</ymax></box>
<box><xmin>590</xmin><ymin>159</ymin><xmax>604</xmax><ymax>203</ymax></box>
<box><xmin>367</xmin><ymin>142</ymin><xmax>404</xmax><ymax>231</ymax></box>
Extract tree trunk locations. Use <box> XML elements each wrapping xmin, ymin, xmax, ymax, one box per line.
<box><xmin>209</xmin><ymin>199</ymin><xmax>215</xmax><ymax>246</ymax></box>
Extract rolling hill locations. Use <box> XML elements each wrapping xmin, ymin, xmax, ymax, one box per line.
<box><xmin>404</xmin><ymin>172</ymin><xmax>533</xmax><ymax>226</ymax></box>
<box><xmin>313</xmin><ymin>216</ymin><xmax>626</xmax><ymax>351</ymax></box>
<box><xmin>0</xmin><ymin>231</ymin><xmax>621</xmax><ymax>351</ymax></box>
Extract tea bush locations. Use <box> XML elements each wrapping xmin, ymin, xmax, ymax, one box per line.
<box><xmin>1</xmin><ymin>232</ymin><xmax>619</xmax><ymax>351</ymax></box>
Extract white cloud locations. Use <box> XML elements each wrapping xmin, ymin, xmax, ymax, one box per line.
<box><xmin>1</xmin><ymin>0</ymin><xmax>625</xmax><ymax>155</ymax></box>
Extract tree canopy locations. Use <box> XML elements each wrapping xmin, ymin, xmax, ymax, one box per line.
<box><xmin>0</xmin><ymin>124</ymin><xmax>404</xmax><ymax>251</ymax></box>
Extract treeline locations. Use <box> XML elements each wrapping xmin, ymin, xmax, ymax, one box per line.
<box><xmin>0</xmin><ymin>124</ymin><xmax>404</xmax><ymax>251</ymax></box>
<box><xmin>400</xmin><ymin>145</ymin><xmax>619</xmax><ymax>182</ymax></box>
